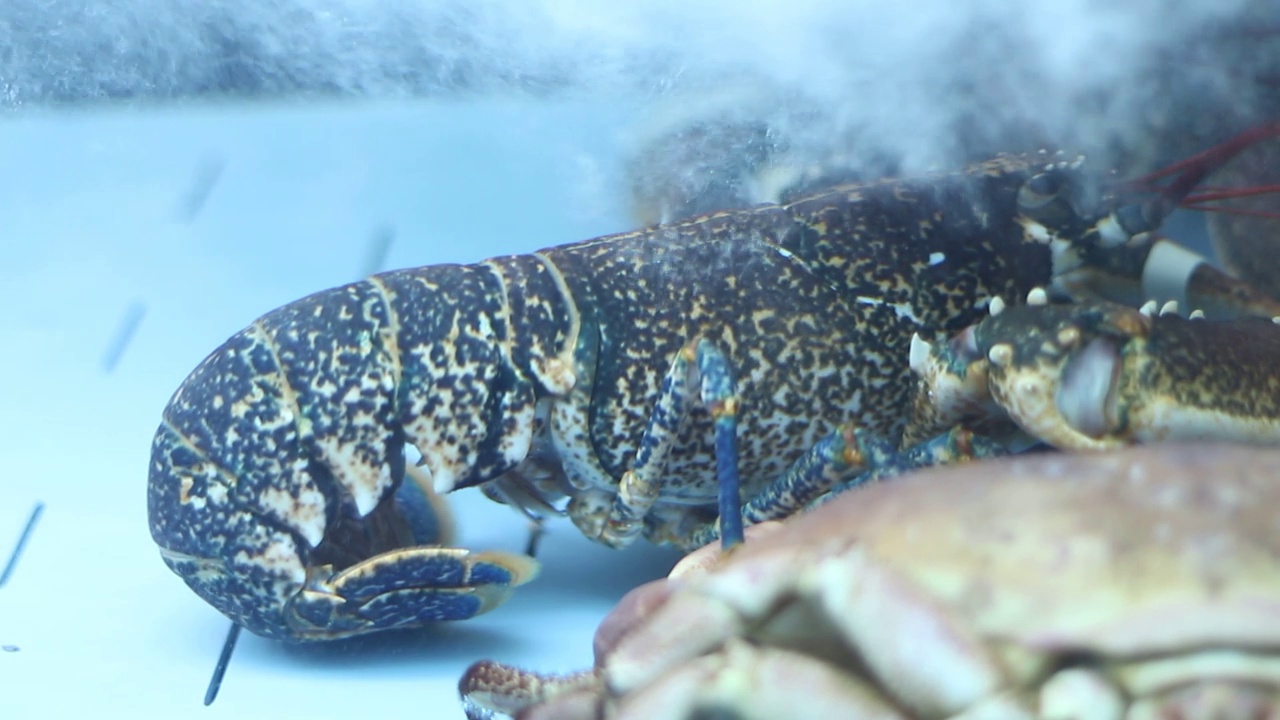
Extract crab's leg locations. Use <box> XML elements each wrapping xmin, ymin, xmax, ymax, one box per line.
<box><xmin>610</xmin><ymin>640</ymin><xmax>908</xmax><ymax>720</ymax></box>
<box><xmin>459</xmin><ymin>661</ymin><xmax>599</xmax><ymax>720</ymax></box>
<box><xmin>460</xmin><ymin>576</ymin><xmax>681</xmax><ymax>719</ymax></box>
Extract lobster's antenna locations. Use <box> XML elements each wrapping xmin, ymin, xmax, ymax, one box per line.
<box><xmin>524</xmin><ymin>522</ymin><xmax>546</xmax><ymax>558</ymax></box>
<box><xmin>203</xmin><ymin>623</ymin><xmax>242</xmax><ymax>706</ymax></box>
<box><xmin>175</xmin><ymin>155</ymin><xmax>225</xmax><ymax>223</ymax></box>
<box><xmin>361</xmin><ymin>225</ymin><xmax>396</xmax><ymax>278</ymax></box>
<box><xmin>1181</xmin><ymin>183</ymin><xmax>1280</xmax><ymax>221</ymax></box>
<box><xmin>1125</xmin><ymin>122</ymin><xmax>1280</xmax><ymax>221</ymax></box>
<box><xmin>101</xmin><ymin>301</ymin><xmax>146</xmax><ymax>374</ymax></box>
<box><xmin>0</xmin><ymin>502</ymin><xmax>44</xmax><ymax>588</ymax></box>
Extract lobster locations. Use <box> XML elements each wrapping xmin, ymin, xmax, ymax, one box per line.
<box><xmin>148</xmin><ymin>125</ymin><xmax>1280</xmax><ymax>642</ymax></box>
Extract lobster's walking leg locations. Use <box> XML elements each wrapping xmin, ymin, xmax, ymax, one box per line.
<box><xmin>682</xmin><ymin>424</ymin><xmax>1004</xmax><ymax>548</ymax></box>
<box><xmin>600</xmin><ymin>344</ymin><xmax>695</xmax><ymax>547</ymax></box>
<box><xmin>814</xmin><ymin>428</ymin><xmax>1010</xmax><ymax>505</ymax></box>
<box><xmin>693</xmin><ymin>340</ymin><xmax>745</xmax><ymax>549</ymax></box>
<box><xmin>677</xmin><ymin>425</ymin><xmax>871</xmax><ymax>549</ymax></box>
<box><xmin>596</xmin><ymin>339</ymin><xmax>747</xmax><ymax>549</ymax></box>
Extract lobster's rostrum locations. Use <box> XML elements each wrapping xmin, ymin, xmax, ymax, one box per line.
<box><xmin>149</xmin><ymin>128</ymin><xmax>1280</xmax><ymax>642</ymax></box>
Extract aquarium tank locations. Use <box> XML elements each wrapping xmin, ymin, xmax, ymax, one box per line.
<box><xmin>2</xmin><ymin>1</ymin><xmax>1277</xmax><ymax>717</ymax></box>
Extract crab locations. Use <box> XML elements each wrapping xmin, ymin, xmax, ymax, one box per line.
<box><xmin>459</xmin><ymin>442</ymin><xmax>1280</xmax><ymax>718</ymax></box>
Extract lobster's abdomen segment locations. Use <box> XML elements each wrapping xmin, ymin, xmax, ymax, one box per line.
<box><xmin>148</xmin><ymin>266</ymin><xmax>546</xmax><ymax>639</ymax></box>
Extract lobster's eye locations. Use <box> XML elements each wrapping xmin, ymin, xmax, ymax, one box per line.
<box><xmin>1018</xmin><ymin>171</ymin><xmax>1065</xmax><ymax>210</ymax></box>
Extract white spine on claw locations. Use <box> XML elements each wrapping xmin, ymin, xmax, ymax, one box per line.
<box><xmin>1095</xmin><ymin>215</ymin><xmax>1129</xmax><ymax>248</ymax></box>
<box><xmin>909</xmin><ymin>334</ymin><xmax>933</xmax><ymax>376</ymax></box>
<box><xmin>1039</xmin><ymin>668</ymin><xmax>1125</xmax><ymax>720</ymax></box>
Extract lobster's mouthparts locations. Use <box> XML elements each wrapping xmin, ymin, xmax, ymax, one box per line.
<box><xmin>1057</xmin><ymin>338</ymin><xmax>1121</xmax><ymax>438</ymax></box>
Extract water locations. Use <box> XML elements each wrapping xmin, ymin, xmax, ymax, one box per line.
<box><xmin>0</xmin><ymin>3</ymin><xmax>1275</xmax><ymax>716</ymax></box>
<box><xmin>0</xmin><ymin>97</ymin><xmax>681</xmax><ymax>719</ymax></box>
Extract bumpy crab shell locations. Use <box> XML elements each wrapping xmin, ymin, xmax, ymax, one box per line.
<box><xmin>462</xmin><ymin>443</ymin><xmax>1280</xmax><ymax>719</ymax></box>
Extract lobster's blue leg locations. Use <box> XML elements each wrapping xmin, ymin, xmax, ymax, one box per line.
<box><xmin>742</xmin><ymin>424</ymin><xmax>896</xmax><ymax>518</ymax></box>
<box><xmin>682</xmin><ymin>425</ymin><xmax>1010</xmax><ymax>549</ymax></box>
<box><xmin>692</xmin><ymin>339</ymin><xmax>744</xmax><ymax>550</ymax></box>
<box><xmin>600</xmin><ymin>338</ymin><xmax>745</xmax><ymax>550</ymax></box>
<box><xmin>614</xmin><ymin>339</ymin><xmax>995</xmax><ymax>552</ymax></box>
<box><xmin>680</xmin><ymin>422</ymin><xmax>890</xmax><ymax>549</ymax></box>
<box><xmin>811</xmin><ymin>427</ymin><xmax>1010</xmax><ymax>508</ymax></box>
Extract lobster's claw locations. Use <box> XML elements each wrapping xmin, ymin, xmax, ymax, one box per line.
<box><xmin>910</xmin><ymin>296</ymin><xmax>1280</xmax><ymax>451</ymax></box>
<box><xmin>975</xmin><ymin>300</ymin><xmax>1149</xmax><ymax>450</ymax></box>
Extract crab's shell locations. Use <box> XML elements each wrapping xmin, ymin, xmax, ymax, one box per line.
<box><xmin>535</xmin><ymin>443</ymin><xmax>1280</xmax><ymax>719</ymax></box>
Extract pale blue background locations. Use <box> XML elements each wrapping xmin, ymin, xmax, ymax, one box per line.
<box><xmin>0</xmin><ymin>99</ymin><xmax>681</xmax><ymax>718</ymax></box>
